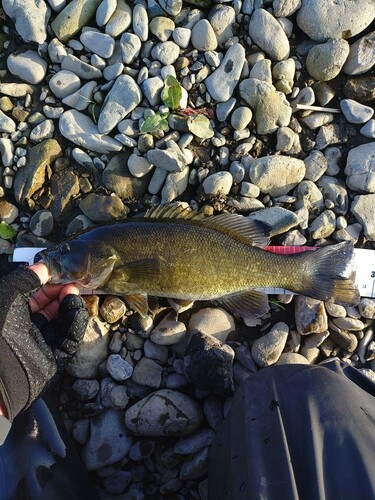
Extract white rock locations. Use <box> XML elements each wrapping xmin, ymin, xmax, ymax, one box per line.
<box><xmin>30</xmin><ymin>119</ymin><xmax>55</xmax><ymax>143</ymax></box>
<box><xmin>49</xmin><ymin>70</ymin><xmax>81</xmax><ymax>99</ymax></box>
<box><xmin>208</xmin><ymin>5</ymin><xmax>235</xmax><ymax>47</ymax></box>
<box><xmin>96</xmin><ymin>0</ymin><xmax>117</xmax><ymax>26</ymax></box>
<box><xmin>351</xmin><ymin>194</ymin><xmax>375</xmax><ymax>240</ymax></box>
<box><xmin>306</xmin><ymin>39</ymin><xmax>350</xmax><ymax>81</ymax></box>
<box><xmin>205</xmin><ymin>43</ymin><xmax>245</xmax><ymax>102</ymax></box>
<box><xmin>61</xmin><ymin>54</ymin><xmax>102</xmax><ymax>80</ymax></box>
<box><xmin>340</xmin><ymin>99</ymin><xmax>374</xmax><ymax>124</ymax></box>
<box><xmin>80</xmin><ymin>30</ymin><xmax>115</xmax><ymax>58</ymax></box>
<box><xmin>151</xmin><ymin>41</ymin><xmax>180</xmax><ymax>66</ymax></box>
<box><xmin>360</xmin><ymin>120</ymin><xmax>375</xmax><ymax>139</ymax></box>
<box><xmin>7</xmin><ymin>50</ymin><xmax>47</xmax><ymax>84</ymax></box>
<box><xmin>132</xmin><ymin>3</ymin><xmax>148</xmax><ymax>41</ymax></box>
<box><xmin>98</xmin><ymin>75</ymin><xmax>142</xmax><ymax>134</ymax></box>
<box><xmin>202</xmin><ymin>171</ymin><xmax>233</xmax><ymax>196</ymax></box>
<box><xmin>251</xmin><ymin>322</ymin><xmax>289</xmax><ymax>367</ymax></box>
<box><xmin>2</xmin><ymin>0</ymin><xmax>50</xmax><ymax>43</ymax></box>
<box><xmin>161</xmin><ymin>168</ymin><xmax>189</xmax><ymax>203</ymax></box>
<box><xmin>345</xmin><ymin>142</ymin><xmax>375</xmax><ymax>193</ymax></box>
<box><xmin>66</xmin><ymin>318</ymin><xmax>110</xmax><ymax>378</ymax></box>
<box><xmin>249</xmin><ymin>8</ymin><xmax>290</xmax><ymax>61</ymax></box>
<box><xmin>128</xmin><ymin>154</ymin><xmax>153</xmax><ymax>178</ymax></box>
<box><xmin>343</xmin><ymin>31</ymin><xmax>375</xmax><ymax>75</ymax></box>
<box><xmin>0</xmin><ymin>138</ymin><xmax>14</xmax><ymax>166</ymax></box>
<box><xmin>59</xmin><ymin>110</ymin><xmax>123</xmax><ymax>154</ymax></box>
<box><xmin>62</xmin><ymin>80</ymin><xmax>96</xmax><ymax>111</ymax></box>
<box><xmin>249</xmin><ymin>156</ymin><xmax>305</xmax><ymax>196</ymax></box>
<box><xmin>191</xmin><ymin>19</ymin><xmax>217</xmax><ymax>52</ymax></box>
<box><xmin>0</xmin><ymin>111</ymin><xmax>16</xmax><ymax>134</ymax></box>
<box><xmin>141</xmin><ymin>76</ymin><xmax>164</xmax><ymax>107</ymax></box>
<box><xmin>48</xmin><ymin>38</ymin><xmax>68</xmax><ymax>63</ymax></box>
<box><xmin>296</xmin><ymin>0</ymin><xmax>375</xmax><ymax>42</ymax></box>
<box><xmin>120</xmin><ymin>33</ymin><xmax>141</xmax><ymax>64</ymax></box>
<box><xmin>105</xmin><ymin>0</ymin><xmax>132</xmax><ymax>37</ymax></box>
<box><xmin>172</xmin><ymin>27</ymin><xmax>191</xmax><ymax>49</ymax></box>
<box><xmin>188</xmin><ymin>308</ymin><xmax>235</xmax><ymax>343</ymax></box>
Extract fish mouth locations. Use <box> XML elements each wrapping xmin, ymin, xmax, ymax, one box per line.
<box><xmin>36</xmin><ymin>250</ymin><xmax>62</xmax><ymax>282</ymax></box>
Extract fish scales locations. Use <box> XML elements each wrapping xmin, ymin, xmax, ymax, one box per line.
<box><xmin>88</xmin><ymin>219</ymin><xmax>300</xmax><ymax>299</ymax></box>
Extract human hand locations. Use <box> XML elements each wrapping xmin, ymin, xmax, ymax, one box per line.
<box><xmin>0</xmin><ymin>264</ymin><xmax>88</xmax><ymax>429</ymax></box>
<box><xmin>29</xmin><ymin>263</ymin><xmax>80</xmax><ymax>321</ymax></box>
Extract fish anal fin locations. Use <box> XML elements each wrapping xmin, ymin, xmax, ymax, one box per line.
<box><xmin>203</xmin><ymin>214</ymin><xmax>271</xmax><ymax>247</ymax></box>
<box><xmin>146</xmin><ymin>203</ymin><xmax>205</xmax><ymax>220</ymax></box>
<box><xmin>124</xmin><ymin>293</ymin><xmax>149</xmax><ymax>317</ymax></box>
<box><xmin>214</xmin><ymin>290</ymin><xmax>270</xmax><ymax>319</ymax></box>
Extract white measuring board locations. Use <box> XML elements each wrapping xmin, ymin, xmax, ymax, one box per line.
<box><xmin>12</xmin><ymin>246</ymin><xmax>375</xmax><ymax>298</ymax></box>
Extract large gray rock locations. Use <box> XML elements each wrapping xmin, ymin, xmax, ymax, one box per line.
<box><xmin>98</xmin><ymin>75</ymin><xmax>142</xmax><ymax>134</ymax></box>
<box><xmin>7</xmin><ymin>50</ymin><xmax>47</xmax><ymax>84</ymax></box>
<box><xmin>249</xmin><ymin>156</ymin><xmax>305</xmax><ymax>196</ymax></box>
<box><xmin>205</xmin><ymin>43</ymin><xmax>245</xmax><ymax>102</ymax></box>
<box><xmin>125</xmin><ymin>389</ymin><xmax>203</xmax><ymax>437</ymax></box>
<box><xmin>296</xmin><ymin>0</ymin><xmax>375</xmax><ymax>42</ymax></box>
<box><xmin>306</xmin><ymin>39</ymin><xmax>350</xmax><ymax>81</ymax></box>
<box><xmin>343</xmin><ymin>31</ymin><xmax>375</xmax><ymax>75</ymax></box>
<box><xmin>351</xmin><ymin>194</ymin><xmax>375</xmax><ymax>240</ymax></box>
<box><xmin>3</xmin><ymin>0</ymin><xmax>50</xmax><ymax>43</ymax></box>
<box><xmin>59</xmin><ymin>110</ymin><xmax>123</xmax><ymax>154</ymax></box>
<box><xmin>79</xmin><ymin>193</ymin><xmax>129</xmax><ymax>222</ymax></box>
<box><xmin>81</xmin><ymin>409</ymin><xmax>132</xmax><ymax>470</ymax></box>
<box><xmin>249</xmin><ymin>9</ymin><xmax>290</xmax><ymax>61</ymax></box>
<box><xmin>66</xmin><ymin>318</ymin><xmax>110</xmax><ymax>378</ymax></box>
<box><xmin>345</xmin><ymin>142</ymin><xmax>375</xmax><ymax>193</ymax></box>
<box><xmin>51</xmin><ymin>0</ymin><xmax>101</xmax><ymax>42</ymax></box>
<box><xmin>251</xmin><ymin>322</ymin><xmax>289</xmax><ymax>367</ymax></box>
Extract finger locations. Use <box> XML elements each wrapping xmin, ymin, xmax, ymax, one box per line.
<box><xmin>59</xmin><ymin>284</ymin><xmax>80</xmax><ymax>303</ymax></box>
<box><xmin>39</xmin><ymin>299</ymin><xmax>60</xmax><ymax>321</ymax></box>
<box><xmin>29</xmin><ymin>263</ymin><xmax>51</xmax><ymax>285</ymax></box>
<box><xmin>29</xmin><ymin>284</ymin><xmax>67</xmax><ymax>313</ymax></box>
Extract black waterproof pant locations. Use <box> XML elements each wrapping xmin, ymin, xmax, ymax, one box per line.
<box><xmin>208</xmin><ymin>359</ymin><xmax>375</xmax><ymax>500</ymax></box>
<box><xmin>0</xmin><ymin>360</ymin><xmax>374</xmax><ymax>499</ymax></box>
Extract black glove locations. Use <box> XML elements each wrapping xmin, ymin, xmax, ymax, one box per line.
<box><xmin>0</xmin><ymin>266</ymin><xmax>88</xmax><ymax>423</ymax></box>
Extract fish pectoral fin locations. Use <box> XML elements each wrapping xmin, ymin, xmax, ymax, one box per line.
<box><xmin>214</xmin><ymin>290</ymin><xmax>270</xmax><ymax>319</ymax></box>
<box><xmin>202</xmin><ymin>214</ymin><xmax>271</xmax><ymax>247</ymax></box>
<box><xmin>118</xmin><ymin>258</ymin><xmax>161</xmax><ymax>282</ymax></box>
<box><xmin>124</xmin><ymin>293</ymin><xmax>149</xmax><ymax>318</ymax></box>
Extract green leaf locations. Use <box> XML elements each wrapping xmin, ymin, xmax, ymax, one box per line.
<box><xmin>0</xmin><ymin>221</ymin><xmax>17</xmax><ymax>240</ymax></box>
<box><xmin>187</xmin><ymin>114</ymin><xmax>214</xmax><ymax>139</ymax></box>
<box><xmin>141</xmin><ymin>113</ymin><xmax>169</xmax><ymax>134</ymax></box>
<box><xmin>161</xmin><ymin>75</ymin><xmax>183</xmax><ymax>111</ymax></box>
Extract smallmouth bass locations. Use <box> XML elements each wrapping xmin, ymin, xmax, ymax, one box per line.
<box><xmin>40</xmin><ymin>204</ymin><xmax>360</xmax><ymax>318</ymax></box>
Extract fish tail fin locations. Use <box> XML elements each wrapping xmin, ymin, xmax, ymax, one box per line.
<box><xmin>298</xmin><ymin>242</ymin><xmax>360</xmax><ymax>306</ymax></box>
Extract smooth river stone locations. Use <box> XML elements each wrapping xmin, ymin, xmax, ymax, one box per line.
<box><xmin>59</xmin><ymin>110</ymin><xmax>123</xmax><ymax>154</ymax></box>
<box><xmin>98</xmin><ymin>75</ymin><xmax>142</xmax><ymax>134</ymax></box>
<box><xmin>205</xmin><ymin>43</ymin><xmax>245</xmax><ymax>102</ymax></box>
<box><xmin>51</xmin><ymin>0</ymin><xmax>101</xmax><ymax>42</ymax></box>
<box><xmin>2</xmin><ymin>0</ymin><xmax>50</xmax><ymax>43</ymax></box>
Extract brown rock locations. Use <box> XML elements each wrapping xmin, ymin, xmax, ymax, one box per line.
<box><xmin>344</xmin><ymin>76</ymin><xmax>375</xmax><ymax>103</ymax></box>
<box><xmin>49</xmin><ymin>170</ymin><xmax>80</xmax><ymax>221</ymax></box>
<box><xmin>13</xmin><ymin>139</ymin><xmax>62</xmax><ymax>203</ymax></box>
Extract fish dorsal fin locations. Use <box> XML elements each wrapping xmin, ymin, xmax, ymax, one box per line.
<box><xmin>145</xmin><ymin>203</ymin><xmax>206</xmax><ymax>220</ymax></box>
<box><xmin>146</xmin><ymin>204</ymin><xmax>270</xmax><ymax>246</ymax></box>
<box><xmin>201</xmin><ymin>214</ymin><xmax>271</xmax><ymax>247</ymax></box>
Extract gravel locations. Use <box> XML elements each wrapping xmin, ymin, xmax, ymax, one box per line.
<box><xmin>1</xmin><ymin>1</ymin><xmax>375</xmax><ymax>497</ymax></box>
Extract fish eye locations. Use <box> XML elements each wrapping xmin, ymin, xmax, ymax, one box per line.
<box><xmin>59</xmin><ymin>243</ymin><xmax>70</xmax><ymax>255</ymax></box>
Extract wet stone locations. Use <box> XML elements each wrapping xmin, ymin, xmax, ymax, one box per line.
<box><xmin>79</xmin><ymin>193</ymin><xmax>129</xmax><ymax>222</ymax></box>
<box><xmin>132</xmin><ymin>357</ymin><xmax>163</xmax><ymax>388</ymax></box>
<box><xmin>81</xmin><ymin>409</ymin><xmax>132</xmax><ymax>471</ymax></box>
<box><xmin>106</xmin><ymin>354</ymin><xmax>133</xmax><ymax>381</ymax></box>
<box><xmin>29</xmin><ymin>209</ymin><xmax>54</xmax><ymax>237</ymax></box>
<box><xmin>125</xmin><ymin>389</ymin><xmax>203</xmax><ymax>437</ymax></box>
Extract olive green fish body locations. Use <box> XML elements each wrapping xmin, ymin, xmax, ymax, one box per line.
<box><xmin>41</xmin><ymin>208</ymin><xmax>359</xmax><ymax>318</ymax></box>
